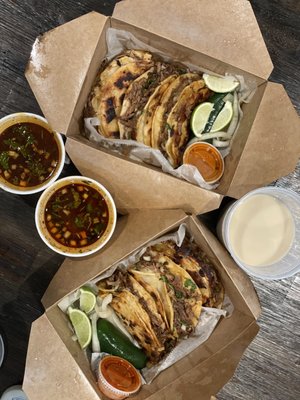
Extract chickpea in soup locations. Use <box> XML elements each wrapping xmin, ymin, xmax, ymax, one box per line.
<box><xmin>45</xmin><ymin>183</ymin><xmax>109</xmax><ymax>248</ymax></box>
<box><xmin>0</xmin><ymin>122</ymin><xmax>59</xmax><ymax>187</ymax></box>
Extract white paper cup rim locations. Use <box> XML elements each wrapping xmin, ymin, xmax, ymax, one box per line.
<box><xmin>0</xmin><ymin>112</ymin><xmax>65</xmax><ymax>195</ymax></box>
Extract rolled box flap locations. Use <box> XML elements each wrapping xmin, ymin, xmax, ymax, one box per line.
<box><xmin>24</xmin><ymin>306</ymin><xmax>259</xmax><ymax>400</ymax></box>
<box><xmin>42</xmin><ymin>209</ymin><xmax>187</xmax><ymax>309</ymax></box>
<box><xmin>113</xmin><ymin>0</ymin><xmax>273</xmax><ymax>80</ymax></box>
<box><xmin>23</xmin><ymin>314</ymin><xmax>100</xmax><ymax>400</ymax></box>
<box><xmin>142</xmin><ymin>320</ymin><xmax>259</xmax><ymax>400</ymax></box>
<box><xmin>65</xmin><ymin>136</ymin><xmax>223</xmax><ymax>215</ymax></box>
<box><xmin>25</xmin><ymin>11</ymin><xmax>109</xmax><ymax>135</ymax></box>
<box><xmin>226</xmin><ymin>82</ymin><xmax>300</xmax><ymax>199</ymax></box>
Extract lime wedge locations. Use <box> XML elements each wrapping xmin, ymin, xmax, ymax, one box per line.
<box><xmin>79</xmin><ymin>286</ymin><xmax>96</xmax><ymax>314</ymax></box>
<box><xmin>210</xmin><ymin>101</ymin><xmax>233</xmax><ymax>132</ymax></box>
<box><xmin>68</xmin><ymin>307</ymin><xmax>92</xmax><ymax>349</ymax></box>
<box><xmin>203</xmin><ymin>73</ymin><xmax>239</xmax><ymax>93</ymax></box>
<box><xmin>190</xmin><ymin>102</ymin><xmax>214</xmax><ymax>137</ymax></box>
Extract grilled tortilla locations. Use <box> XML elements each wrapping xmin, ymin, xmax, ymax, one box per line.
<box><xmin>100</xmin><ymin>50</ymin><xmax>153</xmax><ymax>87</ymax></box>
<box><xmin>98</xmin><ymin>61</ymin><xmax>154</xmax><ymax>138</ymax></box>
<box><xmin>110</xmin><ymin>290</ymin><xmax>164</xmax><ymax>362</ymax></box>
<box><xmin>147</xmin><ymin>240</ymin><xmax>177</xmax><ymax>260</ymax></box>
<box><xmin>130</xmin><ymin>269</ymin><xmax>171</xmax><ymax>330</ymax></box>
<box><xmin>96</xmin><ymin>235</ymin><xmax>224</xmax><ymax>365</ymax></box>
<box><xmin>179</xmin><ymin>253</ymin><xmax>224</xmax><ymax>308</ymax></box>
<box><xmin>165</xmin><ymin>80</ymin><xmax>211</xmax><ymax>167</ymax></box>
<box><xmin>127</xmin><ymin>274</ymin><xmax>168</xmax><ymax>339</ymax></box>
<box><xmin>137</xmin><ymin>75</ymin><xmax>177</xmax><ymax>146</ymax></box>
<box><xmin>98</xmin><ymin>269</ymin><xmax>170</xmax><ymax>363</ymax></box>
<box><xmin>151</xmin><ymin>73</ymin><xmax>200</xmax><ymax>152</ymax></box>
<box><xmin>145</xmin><ymin>239</ymin><xmax>224</xmax><ymax>308</ymax></box>
<box><xmin>86</xmin><ymin>50</ymin><xmax>153</xmax><ymax>138</ymax></box>
<box><xmin>158</xmin><ymin>256</ymin><xmax>202</xmax><ymax>337</ymax></box>
<box><xmin>174</xmin><ymin>239</ymin><xmax>224</xmax><ymax>308</ymax></box>
<box><xmin>118</xmin><ymin>67</ymin><xmax>156</xmax><ymax>140</ymax></box>
<box><xmin>119</xmin><ymin>62</ymin><xmax>187</xmax><ymax>144</ymax></box>
<box><xmin>85</xmin><ymin>50</ymin><xmax>153</xmax><ymax>128</ymax></box>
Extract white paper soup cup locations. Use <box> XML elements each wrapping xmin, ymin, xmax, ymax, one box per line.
<box><xmin>217</xmin><ymin>187</ymin><xmax>300</xmax><ymax>280</ymax></box>
<box><xmin>35</xmin><ymin>176</ymin><xmax>117</xmax><ymax>257</ymax></box>
<box><xmin>0</xmin><ymin>112</ymin><xmax>65</xmax><ymax>195</ymax></box>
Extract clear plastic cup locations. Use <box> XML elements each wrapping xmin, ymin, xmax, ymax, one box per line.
<box><xmin>0</xmin><ymin>334</ymin><xmax>4</xmax><ymax>368</ymax></box>
<box><xmin>0</xmin><ymin>385</ymin><xmax>28</xmax><ymax>400</ymax></box>
<box><xmin>217</xmin><ymin>187</ymin><xmax>300</xmax><ymax>280</ymax></box>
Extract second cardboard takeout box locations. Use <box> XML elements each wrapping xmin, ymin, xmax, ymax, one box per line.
<box><xmin>25</xmin><ymin>0</ymin><xmax>300</xmax><ymax>214</ymax></box>
<box><xmin>23</xmin><ymin>210</ymin><xmax>261</xmax><ymax>399</ymax></box>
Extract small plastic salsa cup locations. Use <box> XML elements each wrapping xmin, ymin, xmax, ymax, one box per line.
<box><xmin>183</xmin><ymin>141</ymin><xmax>224</xmax><ymax>184</ymax></box>
<box><xmin>97</xmin><ymin>355</ymin><xmax>142</xmax><ymax>400</ymax></box>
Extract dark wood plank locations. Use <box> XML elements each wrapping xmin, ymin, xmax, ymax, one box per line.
<box><xmin>0</xmin><ymin>0</ymin><xmax>299</xmax><ymax>398</ymax></box>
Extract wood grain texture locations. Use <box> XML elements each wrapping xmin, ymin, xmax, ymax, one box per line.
<box><xmin>0</xmin><ymin>0</ymin><xmax>299</xmax><ymax>398</ymax></box>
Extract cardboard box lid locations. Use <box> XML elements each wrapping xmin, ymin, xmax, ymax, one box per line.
<box><xmin>23</xmin><ymin>314</ymin><xmax>259</xmax><ymax>400</ymax></box>
<box><xmin>65</xmin><ymin>136</ymin><xmax>223</xmax><ymax>215</ymax></box>
<box><xmin>23</xmin><ymin>314</ymin><xmax>100</xmax><ymax>400</ymax></box>
<box><xmin>224</xmin><ymin>81</ymin><xmax>300</xmax><ymax>198</ymax></box>
<box><xmin>113</xmin><ymin>0</ymin><xmax>273</xmax><ymax>80</ymax></box>
<box><xmin>26</xmin><ymin>11</ymin><xmax>108</xmax><ymax>135</ymax></box>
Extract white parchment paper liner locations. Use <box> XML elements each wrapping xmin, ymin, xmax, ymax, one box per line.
<box><xmin>84</xmin><ymin>28</ymin><xmax>256</xmax><ymax>190</ymax></box>
<box><xmin>59</xmin><ymin>224</ymin><xmax>233</xmax><ymax>384</ymax></box>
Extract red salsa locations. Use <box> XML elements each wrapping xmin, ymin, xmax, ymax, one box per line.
<box><xmin>0</xmin><ymin>122</ymin><xmax>59</xmax><ymax>187</ymax></box>
<box><xmin>98</xmin><ymin>356</ymin><xmax>141</xmax><ymax>399</ymax></box>
<box><xmin>45</xmin><ymin>183</ymin><xmax>109</xmax><ymax>248</ymax></box>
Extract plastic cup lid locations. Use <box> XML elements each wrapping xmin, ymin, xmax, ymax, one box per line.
<box><xmin>0</xmin><ymin>385</ymin><xmax>28</xmax><ymax>400</ymax></box>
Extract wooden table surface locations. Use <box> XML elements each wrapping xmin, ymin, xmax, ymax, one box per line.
<box><xmin>0</xmin><ymin>0</ymin><xmax>299</xmax><ymax>399</ymax></box>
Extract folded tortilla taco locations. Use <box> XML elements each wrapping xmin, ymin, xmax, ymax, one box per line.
<box><xmin>173</xmin><ymin>239</ymin><xmax>224</xmax><ymax>308</ymax></box>
<box><xmin>85</xmin><ymin>50</ymin><xmax>153</xmax><ymax>127</ymax></box>
<box><xmin>130</xmin><ymin>269</ymin><xmax>171</xmax><ymax>330</ymax></box>
<box><xmin>96</xmin><ymin>235</ymin><xmax>223</xmax><ymax>365</ymax></box>
<box><xmin>98</xmin><ymin>270</ymin><xmax>170</xmax><ymax>363</ymax></box>
<box><xmin>165</xmin><ymin>80</ymin><xmax>211</xmax><ymax>167</ymax></box>
<box><xmin>110</xmin><ymin>289</ymin><xmax>164</xmax><ymax>362</ymax></box>
<box><xmin>179</xmin><ymin>253</ymin><xmax>224</xmax><ymax>308</ymax></box>
<box><xmin>119</xmin><ymin>61</ymin><xmax>185</xmax><ymax>142</ymax></box>
<box><xmin>86</xmin><ymin>50</ymin><xmax>154</xmax><ymax>138</ymax></box>
<box><xmin>158</xmin><ymin>256</ymin><xmax>202</xmax><ymax>337</ymax></box>
<box><xmin>137</xmin><ymin>75</ymin><xmax>176</xmax><ymax>146</ymax></box>
<box><xmin>151</xmin><ymin>73</ymin><xmax>200</xmax><ymax>152</ymax></box>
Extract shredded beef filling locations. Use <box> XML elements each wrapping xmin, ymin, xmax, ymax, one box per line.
<box><xmin>159</xmin><ymin>75</ymin><xmax>200</xmax><ymax>151</ymax></box>
<box><xmin>119</xmin><ymin>62</ymin><xmax>187</xmax><ymax>139</ymax></box>
<box><xmin>172</xmin><ymin>299</ymin><xmax>194</xmax><ymax>336</ymax></box>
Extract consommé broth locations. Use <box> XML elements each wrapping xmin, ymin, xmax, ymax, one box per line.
<box><xmin>44</xmin><ymin>183</ymin><xmax>109</xmax><ymax>248</ymax></box>
<box><xmin>0</xmin><ymin>122</ymin><xmax>59</xmax><ymax>187</ymax></box>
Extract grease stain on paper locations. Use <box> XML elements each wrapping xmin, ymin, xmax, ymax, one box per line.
<box><xmin>27</xmin><ymin>35</ymin><xmax>50</xmax><ymax>79</ymax></box>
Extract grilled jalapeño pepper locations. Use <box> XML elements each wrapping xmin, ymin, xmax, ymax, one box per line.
<box><xmin>97</xmin><ymin>319</ymin><xmax>147</xmax><ymax>369</ymax></box>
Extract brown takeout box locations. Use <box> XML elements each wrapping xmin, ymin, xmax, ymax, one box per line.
<box><xmin>23</xmin><ymin>210</ymin><xmax>261</xmax><ymax>400</ymax></box>
<box><xmin>25</xmin><ymin>0</ymin><xmax>300</xmax><ymax>214</ymax></box>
